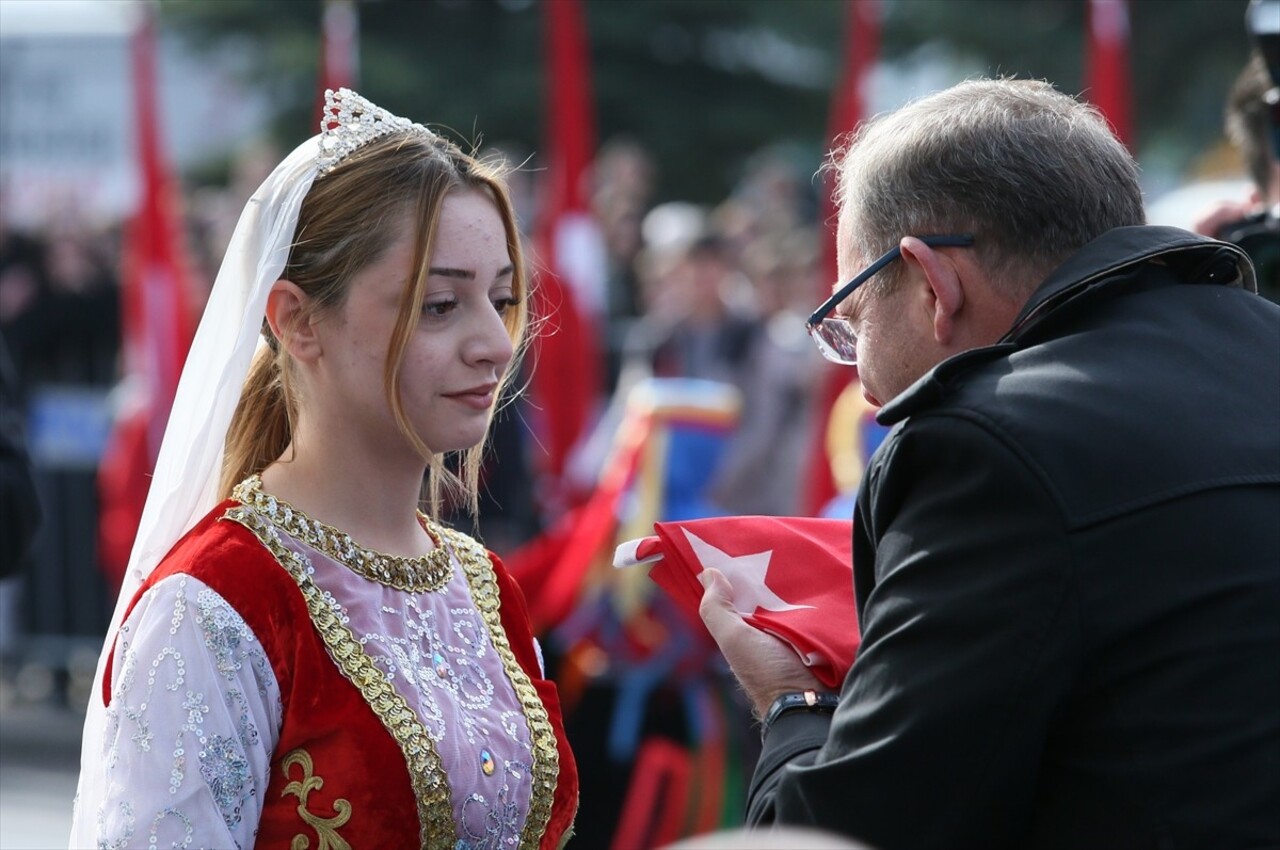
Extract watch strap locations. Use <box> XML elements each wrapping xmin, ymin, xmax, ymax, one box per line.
<box><xmin>761</xmin><ymin>689</ymin><xmax>839</xmax><ymax>738</ymax></box>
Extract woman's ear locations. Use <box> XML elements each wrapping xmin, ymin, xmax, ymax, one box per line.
<box><xmin>900</xmin><ymin>237</ymin><xmax>964</xmax><ymax>346</ymax></box>
<box><xmin>265</xmin><ymin>280</ymin><xmax>322</xmax><ymax>362</ymax></box>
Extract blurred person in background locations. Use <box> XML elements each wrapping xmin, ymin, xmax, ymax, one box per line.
<box><xmin>0</xmin><ymin>189</ymin><xmax>49</xmax><ymax>339</ymax></box>
<box><xmin>709</xmin><ymin>230</ymin><xmax>824</xmax><ymax>517</ymax></box>
<box><xmin>71</xmin><ymin>89</ymin><xmax>577</xmax><ymax>849</ymax></box>
<box><xmin>649</xmin><ymin>232</ymin><xmax>760</xmax><ymax>387</ymax></box>
<box><xmin>699</xmin><ymin>78</ymin><xmax>1279</xmax><ymax>849</ymax></box>
<box><xmin>0</xmin><ymin>219</ymin><xmax>120</xmax><ymax>391</ymax></box>
<box><xmin>0</xmin><ymin>332</ymin><xmax>41</xmax><ymax>579</ymax></box>
<box><xmin>593</xmin><ymin>137</ymin><xmax>655</xmax><ymax>392</ymax></box>
<box><xmin>0</xmin><ymin>198</ymin><xmax>47</xmax><ymax>576</ymax></box>
<box><xmin>717</xmin><ymin>147</ymin><xmax>815</xmax><ymax>263</ymax></box>
<box><xmin>1193</xmin><ymin>52</ymin><xmax>1280</xmax><ymax>297</ymax></box>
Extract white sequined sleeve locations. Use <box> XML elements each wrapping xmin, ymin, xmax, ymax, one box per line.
<box><xmin>89</xmin><ymin>574</ymin><xmax>283</xmax><ymax>850</ymax></box>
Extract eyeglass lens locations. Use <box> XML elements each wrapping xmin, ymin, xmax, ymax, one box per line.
<box><xmin>809</xmin><ymin>318</ymin><xmax>859</xmax><ymax>365</ymax></box>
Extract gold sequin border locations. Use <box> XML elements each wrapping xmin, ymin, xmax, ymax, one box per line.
<box><xmin>435</xmin><ymin>525</ymin><xmax>561</xmax><ymax>850</ymax></box>
<box><xmin>231</xmin><ymin>476</ymin><xmax>454</xmax><ymax>593</ymax></box>
<box><xmin>223</xmin><ymin>506</ymin><xmax>453</xmax><ymax>849</ymax></box>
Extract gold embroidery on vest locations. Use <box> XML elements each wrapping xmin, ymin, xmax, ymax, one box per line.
<box><xmin>224</xmin><ymin>506</ymin><xmax>454</xmax><ymax>849</ymax></box>
<box><xmin>280</xmin><ymin>748</ymin><xmax>352</xmax><ymax>850</ymax></box>
<box><xmin>435</xmin><ymin>526</ymin><xmax>565</xmax><ymax>850</ymax></box>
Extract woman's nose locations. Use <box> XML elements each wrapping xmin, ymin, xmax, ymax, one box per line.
<box><xmin>465</xmin><ymin>305</ymin><xmax>515</xmax><ymax>368</ymax></box>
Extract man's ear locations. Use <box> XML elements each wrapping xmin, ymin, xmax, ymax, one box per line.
<box><xmin>265</xmin><ymin>280</ymin><xmax>322</xmax><ymax>362</ymax></box>
<box><xmin>900</xmin><ymin>237</ymin><xmax>964</xmax><ymax>346</ymax></box>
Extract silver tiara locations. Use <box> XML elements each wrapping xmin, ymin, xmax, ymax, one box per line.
<box><xmin>316</xmin><ymin>88</ymin><xmax>435</xmax><ymax>174</ymax></box>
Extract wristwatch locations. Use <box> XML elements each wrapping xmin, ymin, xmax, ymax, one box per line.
<box><xmin>761</xmin><ymin>689</ymin><xmax>839</xmax><ymax>739</ymax></box>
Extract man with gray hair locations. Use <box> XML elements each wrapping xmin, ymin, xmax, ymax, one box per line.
<box><xmin>699</xmin><ymin>79</ymin><xmax>1280</xmax><ymax>849</ymax></box>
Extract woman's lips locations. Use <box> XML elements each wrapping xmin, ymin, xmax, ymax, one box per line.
<box><xmin>444</xmin><ymin>385</ymin><xmax>496</xmax><ymax>409</ymax></box>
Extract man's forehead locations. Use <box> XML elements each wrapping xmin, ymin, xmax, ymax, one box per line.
<box><xmin>833</xmin><ymin>211</ymin><xmax>867</xmax><ymax>287</ymax></box>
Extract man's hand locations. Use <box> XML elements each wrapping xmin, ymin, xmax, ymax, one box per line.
<box><xmin>698</xmin><ymin>567</ymin><xmax>827</xmax><ymax>717</ymax></box>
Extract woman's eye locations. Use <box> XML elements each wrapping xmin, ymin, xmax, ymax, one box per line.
<box><xmin>423</xmin><ymin>299</ymin><xmax>458</xmax><ymax>317</ymax></box>
<box><xmin>492</xmin><ymin>296</ymin><xmax>520</xmax><ymax>317</ymax></box>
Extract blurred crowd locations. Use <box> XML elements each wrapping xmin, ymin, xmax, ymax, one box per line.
<box><xmin>578</xmin><ymin>137</ymin><xmax>827</xmax><ymax>517</ymax></box>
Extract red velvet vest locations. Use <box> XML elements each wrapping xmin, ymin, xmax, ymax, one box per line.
<box><xmin>107</xmin><ymin>501</ymin><xmax>578</xmax><ymax>849</ymax></box>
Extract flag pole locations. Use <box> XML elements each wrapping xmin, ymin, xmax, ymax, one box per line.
<box><xmin>318</xmin><ymin>0</ymin><xmax>360</xmax><ymax>121</ymax></box>
<box><xmin>801</xmin><ymin>0</ymin><xmax>882</xmax><ymax>516</ymax></box>
<box><xmin>529</xmin><ymin>0</ymin><xmax>605</xmax><ymax>518</ymax></box>
<box><xmin>97</xmin><ymin>2</ymin><xmax>196</xmax><ymax>590</ymax></box>
<box><xmin>1085</xmin><ymin>0</ymin><xmax>1134</xmax><ymax>149</ymax></box>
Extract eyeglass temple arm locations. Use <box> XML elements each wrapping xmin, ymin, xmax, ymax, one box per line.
<box><xmin>806</xmin><ymin>234</ymin><xmax>976</xmax><ymax>328</ymax></box>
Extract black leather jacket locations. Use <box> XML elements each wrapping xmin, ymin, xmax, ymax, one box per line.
<box><xmin>749</xmin><ymin>227</ymin><xmax>1280</xmax><ymax>849</ymax></box>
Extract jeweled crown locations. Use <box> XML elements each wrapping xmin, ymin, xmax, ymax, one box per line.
<box><xmin>316</xmin><ymin>88</ymin><xmax>435</xmax><ymax>174</ymax></box>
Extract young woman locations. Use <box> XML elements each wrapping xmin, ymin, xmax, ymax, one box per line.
<box><xmin>70</xmin><ymin>89</ymin><xmax>577</xmax><ymax>850</ymax></box>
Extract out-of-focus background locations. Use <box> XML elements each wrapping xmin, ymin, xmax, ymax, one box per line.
<box><xmin>0</xmin><ymin>0</ymin><xmax>1265</xmax><ymax>847</ymax></box>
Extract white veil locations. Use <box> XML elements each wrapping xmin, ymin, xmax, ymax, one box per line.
<box><xmin>68</xmin><ymin>134</ymin><xmax>320</xmax><ymax>845</ymax></box>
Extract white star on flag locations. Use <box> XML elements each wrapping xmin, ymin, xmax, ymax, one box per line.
<box><xmin>681</xmin><ymin>528</ymin><xmax>814</xmax><ymax>616</ymax></box>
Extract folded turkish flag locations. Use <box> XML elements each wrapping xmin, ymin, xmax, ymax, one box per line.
<box><xmin>614</xmin><ymin>516</ymin><xmax>859</xmax><ymax>689</ymax></box>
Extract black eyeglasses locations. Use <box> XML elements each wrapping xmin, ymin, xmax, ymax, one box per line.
<box><xmin>806</xmin><ymin>234</ymin><xmax>975</xmax><ymax>364</ymax></box>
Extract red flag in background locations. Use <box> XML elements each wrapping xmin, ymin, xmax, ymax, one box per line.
<box><xmin>801</xmin><ymin>0</ymin><xmax>881</xmax><ymax>516</ymax></box>
<box><xmin>317</xmin><ymin>0</ymin><xmax>359</xmax><ymax>118</ymax></box>
<box><xmin>529</xmin><ymin>0</ymin><xmax>607</xmax><ymax>514</ymax></box>
<box><xmin>97</xmin><ymin>12</ymin><xmax>196</xmax><ymax>590</ymax></box>
<box><xmin>1085</xmin><ymin>0</ymin><xmax>1134</xmax><ymax>149</ymax></box>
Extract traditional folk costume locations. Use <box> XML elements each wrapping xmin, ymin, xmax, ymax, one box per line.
<box><xmin>70</xmin><ymin>91</ymin><xmax>577</xmax><ymax>850</ymax></box>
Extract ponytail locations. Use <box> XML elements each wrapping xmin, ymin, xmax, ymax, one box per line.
<box><xmin>219</xmin><ymin>344</ymin><xmax>293</xmax><ymax>499</ymax></box>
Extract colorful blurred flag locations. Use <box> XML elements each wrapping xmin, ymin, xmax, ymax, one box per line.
<box><xmin>97</xmin><ymin>12</ymin><xmax>195</xmax><ymax>591</ymax></box>
<box><xmin>506</xmin><ymin>378</ymin><xmax>742</xmax><ymax>848</ymax></box>
<box><xmin>506</xmin><ymin>378</ymin><xmax>740</xmax><ymax>634</ymax></box>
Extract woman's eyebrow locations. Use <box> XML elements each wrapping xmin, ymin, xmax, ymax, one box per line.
<box><xmin>428</xmin><ymin>264</ymin><xmax>515</xmax><ymax>280</ymax></box>
<box><xmin>428</xmin><ymin>267</ymin><xmax>474</xmax><ymax>279</ymax></box>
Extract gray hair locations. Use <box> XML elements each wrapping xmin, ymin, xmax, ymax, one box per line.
<box><xmin>834</xmin><ymin>78</ymin><xmax>1145</xmax><ymax>295</ymax></box>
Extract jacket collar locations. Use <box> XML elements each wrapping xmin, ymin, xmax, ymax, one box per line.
<box><xmin>877</xmin><ymin>226</ymin><xmax>1255</xmax><ymax>425</ymax></box>
<box><xmin>1003</xmin><ymin>225</ymin><xmax>1254</xmax><ymax>341</ymax></box>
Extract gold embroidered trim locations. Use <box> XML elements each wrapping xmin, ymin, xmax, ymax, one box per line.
<box><xmin>280</xmin><ymin>748</ymin><xmax>353</xmax><ymax>850</ymax></box>
<box><xmin>232</xmin><ymin>476</ymin><xmax>454</xmax><ymax>592</ymax></box>
<box><xmin>434</xmin><ymin>525</ymin><xmax>561</xmax><ymax>850</ymax></box>
<box><xmin>224</xmin><ymin>506</ymin><xmax>453</xmax><ymax>849</ymax></box>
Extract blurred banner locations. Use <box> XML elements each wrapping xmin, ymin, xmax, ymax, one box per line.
<box><xmin>0</xmin><ymin>0</ymin><xmax>265</xmax><ymax>228</ymax></box>
<box><xmin>0</xmin><ymin>4</ymin><xmax>137</xmax><ymax>226</ymax></box>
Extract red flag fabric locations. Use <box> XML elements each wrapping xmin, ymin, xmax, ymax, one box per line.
<box><xmin>1085</xmin><ymin>0</ymin><xmax>1134</xmax><ymax>149</ymax></box>
<box><xmin>801</xmin><ymin>0</ymin><xmax>882</xmax><ymax>516</ymax></box>
<box><xmin>615</xmin><ymin>516</ymin><xmax>859</xmax><ymax>689</ymax></box>
<box><xmin>317</xmin><ymin>0</ymin><xmax>359</xmax><ymax>121</ymax></box>
<box><xmin>529</xmin><ymin>0</ymin><xmax>606</xmax><ymax>511</ymax></box>
<box><xmin>97</xmin><ymin>12</ymin><xmax>196</xmax><ymax>590</ymax></box>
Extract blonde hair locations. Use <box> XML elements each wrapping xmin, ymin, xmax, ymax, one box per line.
<box><xmin>219</xmin><ymin>130</ymin><xmax>529</xmax><ymax>518</ymax></box>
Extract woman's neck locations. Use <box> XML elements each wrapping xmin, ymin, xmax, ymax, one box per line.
<box><xmin>256</xmin><ymin>426</ymin><xmax>435</xmax><ymax>558</ymax></box>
